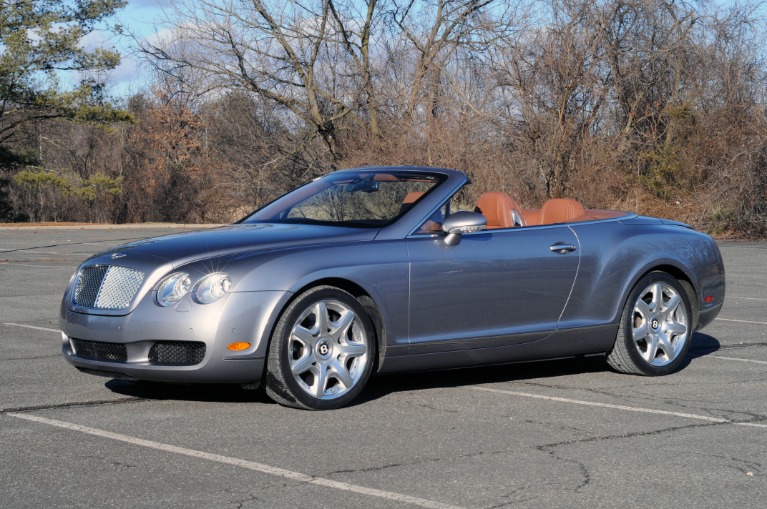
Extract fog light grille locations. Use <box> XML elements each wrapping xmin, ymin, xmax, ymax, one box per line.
<box><xmin>71</xmin><ymin>338</ymin><xmax>127</xmax><ymax>362</ymax></box>
<box><xmin>149</xmin><ymin>342</ymin><xmax>206</xmax><ymax>366</ymax></box>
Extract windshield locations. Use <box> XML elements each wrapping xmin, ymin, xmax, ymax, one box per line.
<box><xmin>241</xmin><ymin>170</ymin><xmax>445</xmax><ymax>228</ymax></box>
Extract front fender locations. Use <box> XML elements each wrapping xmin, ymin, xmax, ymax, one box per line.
<box><xmin>221</xmin><ymin>240</ymin><xmax>410</xmax><ymax>349</ymax></box>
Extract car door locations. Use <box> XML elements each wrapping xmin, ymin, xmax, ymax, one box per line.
<box><xmin>406</xmin><ymin>225</ymin><xmax>580</xmax><ymax>354</ymax></box>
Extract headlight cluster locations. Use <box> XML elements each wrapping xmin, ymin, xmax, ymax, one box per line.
<box><xmin>156</xmin><ymin>272</ymin><xmax>231</xmax><ymax>307</ymax></box>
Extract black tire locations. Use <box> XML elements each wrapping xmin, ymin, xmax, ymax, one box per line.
<box><xmin>265</xmin><ymin>286</ymin><xmax>376</xmax><ymax>410</ymax></box>
<box><xmin>607</xmin><ymin>272</ymin><xmax>693</xmax><ymax>376</ymax></box>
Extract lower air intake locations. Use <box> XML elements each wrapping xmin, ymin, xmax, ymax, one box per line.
<box><xmin>71</xmin><ymin>338</ymin><xmax>128</xmax><ymax>362</ymax></box>
<box><xmin>149</xmin><ymin>342</ymin><xmax>206</xmax><ymax>366</ymax></box>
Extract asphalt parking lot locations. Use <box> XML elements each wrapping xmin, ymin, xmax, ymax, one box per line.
<box><xmin>1</xmin><ymin>226</ymin><xmax>765</xmax><ymax>508</ymax></box>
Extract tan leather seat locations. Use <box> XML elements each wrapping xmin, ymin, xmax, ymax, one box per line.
<box><xmin>539</xmin><ymin>198</ymin><xmax>585</xmax><ymax>225</ymax></box>
<box><xmin>522</xmin><ymin>209</ymin><xmax>541</xmax><ymax>226</ymax></box>
<box><xmin>402</xmin><ymin>191</ymin><xmax>424</xmax><ymax>206</ymax></box>
<box><xmin>399</xmin><ymin>191</ymin><xmax>425</xmax><ymax>215</ymax></box>
<box><xmin>475</xmin><ymin>192</ymin><xmax>525</xmax><ymax>229</ymax></box>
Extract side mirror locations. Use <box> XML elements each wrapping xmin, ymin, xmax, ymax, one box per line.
<box><xmin>442</xmin><ymin>211</ymin><xmax>487</xmax><ymax>246</ymax></box>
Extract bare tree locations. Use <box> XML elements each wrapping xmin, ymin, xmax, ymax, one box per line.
<box><xmin>384</xmin><ymin>0</ymin><xmax>516</xmax><ymax>127</ymax></box>
<box><xmin>5</xmin><ymin>0</ymin><xmax>767</xmax><ymax>237</ymax></box>
<box><xmin>139</xmin><ymin>0</ymin><xmax>392</xmax><ymax>164</ymax></box>
<box><xmin>492</xmin><ymin>0</ymin><xmax>611</xmax><ymax>198</ymax></box>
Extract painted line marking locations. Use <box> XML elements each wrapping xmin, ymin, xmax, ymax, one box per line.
<box><xmin>715</xmin><ymin>318</ymin><xmax>767</xmax><ymax>326</ymax></box>
<box><xmin>3</xmin><ymin>323</ymin><xmax>60</xmax><ymax>333</ymax></box>
<box><xmin>7</xmin><ymin>413</ymin><xmax>464</xmax><ymax>509</ymax></box>
<box><xmin>730</xmin><ymin>296</ymin><xmax>767</xmax><ymax>302</ymax></box>
<box><xmin>736</xmin><ymin>422</ymin><xmax>767</xmax><ymax>429</ymax></box>
<box><xmin>471</xmin><ymin>386</ymin><xmax>767</xmax><ymax>429</ymax></box>
<box><xmin>472</xmin><ymin>387</ymin><xmax>728</xmax><ymax>422</ymax></box>
<box><xmin>704</xmin><ymin>356</ymin><xmax>767</xmax><ymax>366</ymax></box>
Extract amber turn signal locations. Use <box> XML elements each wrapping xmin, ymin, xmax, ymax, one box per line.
<box><xmin>227</xmin><ymin>342</ymin><xmax>251</xmax><ymax>351</ymax></box>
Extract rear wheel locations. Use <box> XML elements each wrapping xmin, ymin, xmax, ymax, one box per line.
<box><xmin>607</xmin><ymin>272</ymin><xmax>692</xmax><ymax>376</ymax></box>
<box><xmin>265</xmin><ymin>286</ymin><xmax>376</xmax><ymax>410</ymax></box>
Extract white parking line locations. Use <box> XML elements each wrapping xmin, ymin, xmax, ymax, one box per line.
<box><xmin>736</xmin><ymin>422</ymin><xmax>767</xmax><ymax>429</ymax></box>
<box><xmin>471</xmin><ymin>386</ymin><xmax>767</xmax><ymax>429</ymax></box>
<box><xmin>3</xmin><ymin>323</ymin><xmax>60</xmax><ymax>333</ymax></box>
<box><xmin>8</xmin><ymin>413</ymin><xmax>464</xmax><ymax>509</ymax></box>
<box><xmin>715</xmin><ymin>318</ymin><xmax>767</xmax><ymax>325</ymax></box>
<box><xmin>730</xmin><ymin>296</ymin><xmax>767</xmax><ymax>302</ymax></box>
<box><xmin>705</xmin><ymin>356</ymin><xmax>767</xmax><ymax>366</ymax></box>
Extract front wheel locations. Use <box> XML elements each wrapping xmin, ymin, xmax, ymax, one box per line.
<box><xmin>265</xmin><ymin>286</ymin><xmax>376</xmax><ymax>410</ymax></box>
<box><xmin>607</xmin><ymin>272</ymin><xmax>693</xmax><ymax>376</ymax></box>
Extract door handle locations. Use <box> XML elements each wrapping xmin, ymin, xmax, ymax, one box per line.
<box><xmin>549</xmin><ymin>242</ymin><xmax>577</xmax><ymax>254</ymax></box>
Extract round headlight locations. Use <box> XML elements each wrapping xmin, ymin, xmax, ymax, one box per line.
<box><xmin>194</xmin><ymin>272</ymin><xmax>231</xmax><ymax>304</ymax></box>
<box><xmin>156</xmin><ymin>272</ymin><xmax>191</xmax><ymax>307</ymax></box>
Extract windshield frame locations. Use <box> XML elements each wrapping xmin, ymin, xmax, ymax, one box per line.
<box><xmin>240</xmin><ymin>168</ymin><xmax>448</xmax><ymax>229</ymax></box>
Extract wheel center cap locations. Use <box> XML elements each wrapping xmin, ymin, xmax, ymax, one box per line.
<box><xmin>316</xmin><ymin>339</ymin><xmax>332</xmax><ymax>360</ymax></box>
<box><xmin>650</xmin><ymin>316</ymin><xmax>662</xmax><ymax>332</ymax></box>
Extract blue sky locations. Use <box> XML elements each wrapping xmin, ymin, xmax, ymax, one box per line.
<box><xmin>93</xmin><ymin>0</ymin><xmax>171</xmax><ymax>99</ymax></box>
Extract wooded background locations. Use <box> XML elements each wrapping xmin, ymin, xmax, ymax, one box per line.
<box><xmin>2</xmin><ymin>0</ymin><xmax>766</xmax><ymax>236</ymax></box>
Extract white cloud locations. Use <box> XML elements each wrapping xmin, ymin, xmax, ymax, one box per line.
<box><xmin>128</xmin><ymin>0</ymin><xmax>172</xmax><ymax>7</ymax></box>
<box><xmin>110</xmin><ymin>55</ymin><xmax>141</xmax><ymax>85</ymax></box>
<box><xmin>79</xmin><ymin>29</ymin><xmax>117</xmax><ymax>51</ymax></box>
<box><xmin>142</xmin><ymin>24</ymin><xmax>181</xmax><ymax>48</ymax></box>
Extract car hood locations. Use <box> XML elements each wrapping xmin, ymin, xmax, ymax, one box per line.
<box><xmin>88</xmin><ymin>223</ymin><xmax>379</xmax><ymax>267</ymax></box>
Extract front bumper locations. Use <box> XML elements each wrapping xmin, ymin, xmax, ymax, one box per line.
<box><xmin>60</xmin><ymin>290</ymin><xmax>291</xmax><ymax>383</ymax></box>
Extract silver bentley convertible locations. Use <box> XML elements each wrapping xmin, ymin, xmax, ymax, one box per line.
<box><xmin>60</xmin><ymin>167</ymin><xmax>725</xmax><ymax>409</ymax></box>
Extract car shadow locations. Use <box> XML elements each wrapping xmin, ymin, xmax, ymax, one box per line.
<box><xmin>105</xmin><ymin>379</ymin><xmax>275</xmax><ymax>405</ymax></box>
<box><xmin>358</xmin><ymin>332</ymin><xmax>723</xmax><ymax>406</ymax></box>
<box><xmin>104</xmin><ymin>332</ymin><xmax>723</xmax><ymax>407</ymax></box>
<box><xmin>357</xmin><ymin>356</ymin><xmax>608</xmax><ymax>406</ymax></box>
<box><xmin>688</xmin><ymin>332</ymin><xmax>721</xmax><ymax>356</ymax></box>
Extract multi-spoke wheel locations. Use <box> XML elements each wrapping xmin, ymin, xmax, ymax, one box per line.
<box><xmin>265</xmin><ymin>286</ymin><xmax>376</xmax><ymax>410</ymax></box>
<box><xmin>607</xmin><ymin>272</ymin><xmax>693</xmax><ymax>376</ymax></box>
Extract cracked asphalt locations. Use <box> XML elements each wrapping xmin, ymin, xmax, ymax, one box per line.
<box><xmin>1</xmin><ymin>228</ymin><xmax>765</xmax><ymax>508</ymax></box>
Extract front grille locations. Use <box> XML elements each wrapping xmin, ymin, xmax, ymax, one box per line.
<box><xmin>75</xmin><ymin>265</ymin><xmax>108</xmax><ymax>307</ymax></box>
<box><xmin>149</xmin><ymin>342</ymin><xmax>206</xmax><ymax>366</ymax></box>
<box><xmin>74</xmin><ymin>265</ymin><xmax>145</xmax><ymax>309</ymax></box>
<box><xmin>71</xmin><ymin>338</ymin><xmax>128</xmax><ymax>362</ymax></box>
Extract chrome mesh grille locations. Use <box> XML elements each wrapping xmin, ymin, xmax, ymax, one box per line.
<box><xmin>74</xmin><ymin>265</ymin><xmax>145</xmax><ymax>310</ymax></box>
<box><xmin>96</xmin><ymin>267</ymin><xmax>145</xmax><ymax>309</ymax></box>
<box><xmin>75</xmin><ymin>266</ymin><xmax>108</xmax><ymax>307</ymax></box>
